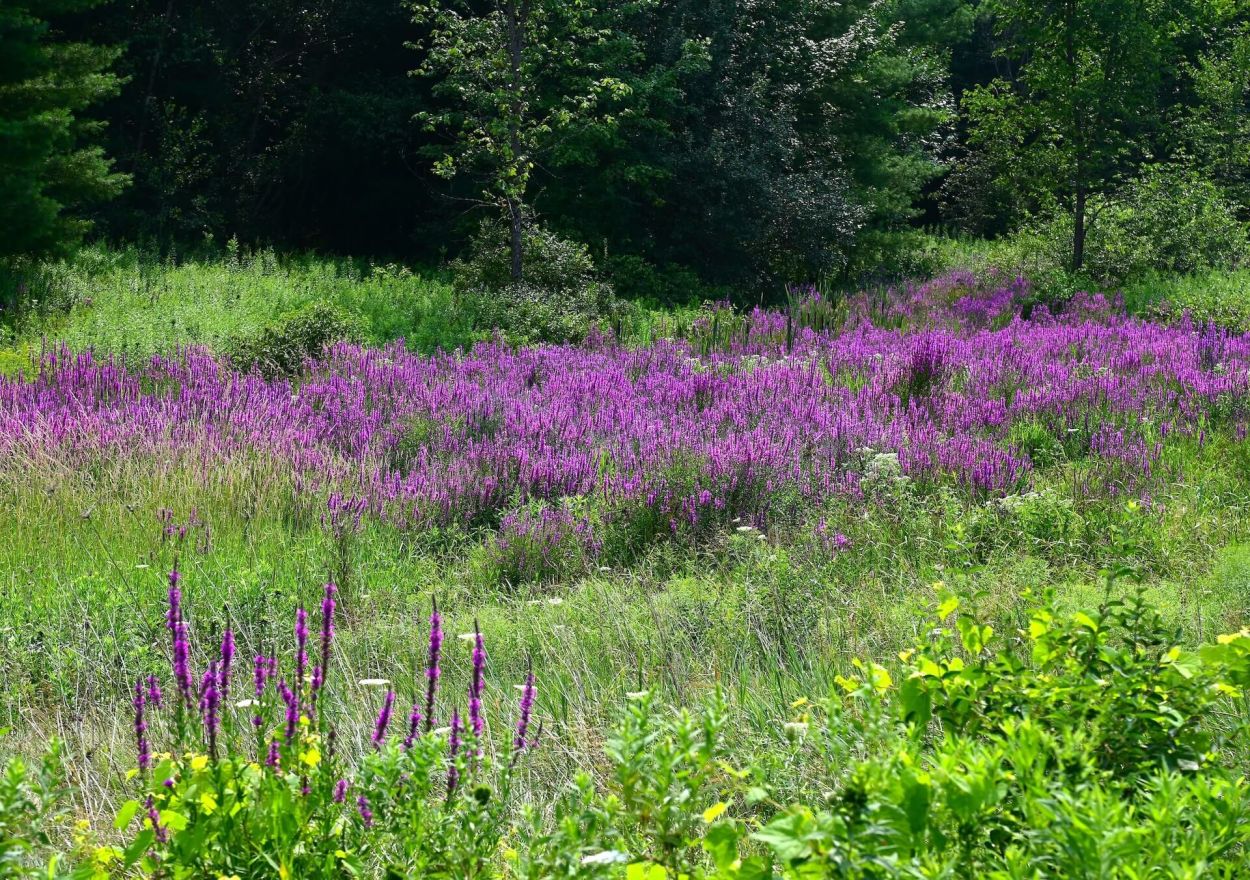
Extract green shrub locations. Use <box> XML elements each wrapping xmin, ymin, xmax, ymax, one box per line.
<box><xmin>224</xmin><ymin>301</ymin><xmax>365</xmax><ymax>377</ymax></box>
<box><xmin>452</xmin><ymin>221</ymin><xmax>623</xmax><ymax>345</ymax></box>
<box><xmin>1054</xmin><ymin>165</ymin><xmax>1249</xmax><ymax>283</ymax></box>
<box><xmin>0</xmin><ymin>745</ymin><xmax>68</xmax><ymax>878</ymax></box>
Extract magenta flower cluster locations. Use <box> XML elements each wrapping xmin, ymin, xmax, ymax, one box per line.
<box><xmin>4</xmin><ymin>275</ymin><xmax>1248</xmax><ymax>542</ymax></box>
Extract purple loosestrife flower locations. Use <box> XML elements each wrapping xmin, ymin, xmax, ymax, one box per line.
<box><xmin>252</xmin><ymin>655</ymin><xmax>269</xmax><ymax>728</ymax></box>
<box><xmin>146</xmin><ymin>674</ymin><xmax>162</xmax><ymax>708</ymax></box>
<box><xmin>468</xmin><ymin>621</ymin><xmax>486</xmax><ymax>753</ymax></box>
<box><xmin>146</xmin><ymin>796</ymin><xmax>166</xmax><ymax>844</ymax></box>
<box><xmin>266</xmin><ymin>739</ymin><xmax>280</xmax><ymax>769</ymax></box>
<box><xmin>167</xmin><ymin>568</ymin><xmax>194</xmax><ymax>708</ymax></box>
<box><xmin>403</xmin><ymin>700</ymin><xmax>422</xmax><ymax>750</ymax></box>
<box><xmin>219</xmin><ymin>627</ymin><xmax>235</xmax><ymax>707</ymax></box>
<box><xmin>295</xmin><ymin>607</ymin><xmax>309</xmax><ymax>692</ymax></box>
<box><xmin>333</xmin><ymin>779</ymin><xmax>349</xmax><ymax>803</ymax></box>
<box><xmin>423</xmin><ymin>598</ymin><xmax>443</xmax><ymax>732</ymax></box>
<box><xmin>279</xmin><ymin>678</ymin><xmax>298</xmax><ymax>746</ymax></box>
<box><xmin>133</xmin><ymin>679</ymin><xmax>150</xmax><ymax>773</ymax></box>
<box><xmin>372</xmin><ymin>689</ymin><xmax>395</xmax><ymax>748</ymax></box>
<box><xmin>357</xmin><ymin>795</ymin><xmax>373</xmax><ymax>828</ymax></box>
<box><xmin>200</xmin><ymin>661</ymin><xmax>220</xmax><ymax>759</ymax></box>
<box><xmin>511</xmin><ymin>660</ymin><xmax>536</xmax><ymax>767</ymax></box>
<box><xmin>317</xmin><ymin>583</ymin><xmax>337</xmax><ymax>694</ymax></box>
<box><xmin>447</xmin><ymin>707</ymin><xmax>462</xmax><ymax>797</ymax></box>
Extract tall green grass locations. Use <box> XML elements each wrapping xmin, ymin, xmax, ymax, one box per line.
<box><xmin>0</xmin><ymin>245</ymin><xmax>480</xmax><ymax>369</ymax></box>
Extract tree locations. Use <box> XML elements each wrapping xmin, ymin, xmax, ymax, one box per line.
<box><xmin>964</xmin><ymin>0</ymin><xmax>1215</xmax><ymax>271</ymax></box>
<box><xmin>1180</xmin><ymin>22</ymin><xmax>1250</xmax><ymax>214</ymax></box>
<box><xmin>535</xmin><ymin>0</ymin><xmax>968</xmax><ymax>293</ymax></box>
<box><xmin>412</xmin><ymin>0</ymin><xmax>629</xmax><ymax>283</ymax></box>
<box><xmin>0</xmin><ymin>0</ymin><xmax>127</xmax><ymax>260</ymax></box>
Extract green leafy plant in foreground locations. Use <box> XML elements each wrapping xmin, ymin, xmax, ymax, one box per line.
<box><xmin>12</xmin><ymin>565</ymin><xmax>1250</xmax><ymax>877</ymax></box>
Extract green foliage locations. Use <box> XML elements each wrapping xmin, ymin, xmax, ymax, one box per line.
<box><xmin>224</xmin><ymin>301</ymin><xmax>365</xmax><ymax>378</ymax></box>
<box><xmin>0</xmin><ymin>245</ymin><xmax>477</xmax><ymax>361</ymax></box>
<box><xmin>1180</xmin><ymin>23</ymin><xmax>1250</xmax><ymax>211</ymax></box>
<box><xmin>1038</xmin><ymin>165</ymin><xmax>1249</xmax><ymax>284</ymax></box>
<box><xmin>0</xmin><ymin>744</ymin><xmax>67</xmax><ymax>878</ymax></box>
<box><xmin>961</xmin><ymin>0</ymin><xmax>1230</xmax><ymax>271</ymax></box>
<box><xmin>30</xmin><ymin>586</ymin><xmax>1250</xmax><ymax>877</ymax></box>
<box><xmin>412</xmin><ymin>0</ymin><xmax>626</xmax><ymax>282</ymax></box>
<box><xmin>452</xmin><ymin>221</ymin><xmax>624</xmax><ymax>345</ymax></box>
<box><xmin>0</xmin><ymin>0</ymin><xmax>127</xmax><ymax>261</ymax></box>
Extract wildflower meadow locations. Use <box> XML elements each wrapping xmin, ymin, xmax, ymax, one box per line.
<box><xmin>1</xmin><ymin>268</ymin><xmax>1250</xmax><ymax>876</ymax></box>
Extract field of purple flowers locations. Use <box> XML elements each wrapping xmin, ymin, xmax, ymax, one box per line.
<box><xmin>3</xmin><ymin>273</ymin><xmax>1248</xmax><ymax>554</ymax></box>
<box><xmin>3</xmin><ymin>271</ymin><xmax>1250</xmax><ymax>876</ymax></box>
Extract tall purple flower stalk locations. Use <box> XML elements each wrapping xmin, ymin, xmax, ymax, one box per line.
<box><xmin>167</xmin><ymin>568</ymin><xmax>194</xmax><ymax>709</ymax></box>
<box><xmin>372</xmin><ymin>689</ymin><xmax>395</xmax><ymax>748</ymax></box>
<box><xmin>219</xmin><ymin>627</ymin><xmax>235</xmax><ymax>707</ymax></box>
<box><xmin>252</xmin><ymin>655</ymin><xmax>269</xmax><ymax>728</ymax></box>
<box><xmin>279</xmin><ymin>678</ymin><xmax>298</xmax><ymax>746</ymax></box>
<box><xmin>447</xmin><ymin>707</ymin><xmax>462</xmax><ymax>797</ymax></box>
<box><xmin>317</xmin><ymin>583</ymin><xmax>337</xmax><ymax>694</ymax></box>
<box><xmin>403</xmin><ymin>701</ymin><xmax>422</xmax><ymax>750</ymax></box>
<box><xmin>146</xmin><ymin>674</ymin><xmax>162</xmax><ymax>708</ymax></box>
<box><xmin>423</xmin><ymin>598</ymin><xmax>443</xmax><ymax>732</ymax></box>
<box><xmin>511</xmin><ymin>659</ymin><xmax>536</xmax><ymax>767</ymax></box>
<box><xmin>146</xmin><ymin>796</ymin><xmax>166</xmax><ymax>844</ymax></box>
<box><xmin>295</xmin><ymin>606</ymin><xmax>309</xmax><ymax>692</ymax></box>
<box><xmin>357</xmin><ymin>795</ymin><xmax>373</xmax><ymax>828</ymax></box>
<box><xmin>133</xmin><ymin>679</ymin><xmax>150</xmax><ymax>773</ymax></box>
<box><xmin>200</xmin><ymin>660</ymin><xmax>220</xmax><ymax>759</ymax></box>
<box><xmin>468</xmin><ymin>620</ymin><xmax>486</xmax><ymax>753</ymax></box>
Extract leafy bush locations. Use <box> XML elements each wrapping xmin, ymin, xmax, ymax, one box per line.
<box><xmin>1050</xmin><ymin>165</ymin><xmax>1249</xmax><ymax>283</ymax></box>
<box><xmin>224</xmin><ymin>301</ymin><xmax>365</xmax><ymax>377</ymax></box>
<box><xmin>0</xmin><ymin>745</ymin><xmax>68</xmax><ymax>878</ymax></box>
<box><xmin>452</xmin><ymin>221</ymin><xmax>623</xmax><ymax>345</ymax></box>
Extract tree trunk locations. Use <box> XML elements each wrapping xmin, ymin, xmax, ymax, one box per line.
<box><xmin>508</xmin><ymin>197</ymin><xmax>523</xmax><ymax>284</ymax></box>
<box><xmin>1073</xmin><ymin>185</ymin><xmax>1086</xmax><ymax>272</ymax></box>
<box><xmin>506</xmin><ymin>0</ymin><xmax>525</xmax><ymax>284</ymax></box>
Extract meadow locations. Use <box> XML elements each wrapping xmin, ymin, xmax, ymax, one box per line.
<box><xmin>3</xmin><ymin>257</ymin><xmax>1250</xmax><ymax>876</ymax></box>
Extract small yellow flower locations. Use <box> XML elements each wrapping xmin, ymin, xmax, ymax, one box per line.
<box><xmin>190</xmin><ymin>755</ymin><xmax>209</xmax><ymax>771</ymax></box>
<box><xmin>702</xmin><ymin>802</ymin><xmax>728</xmax><ymax>823</ymax></box>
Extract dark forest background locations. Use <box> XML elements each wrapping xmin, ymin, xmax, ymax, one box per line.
<box><xmin>5</xmin><ymin>0</ymin><xmax>1250</xmax><ymax>302</ymax></box>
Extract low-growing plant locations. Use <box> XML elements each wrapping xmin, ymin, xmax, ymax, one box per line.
<box><xmin>94</xmin><ymin>572</ymin><xmax>543</xmax><ymax>878</ymax></box>
<box><xmin>225</xmin><ymin>301</ymin><xmax>365</xmax><ymax>377</ymax></box>
<box><xmin>452</xmin><ymin>221</ymin><xmax>623</xmax><ymax>346</ymax></box>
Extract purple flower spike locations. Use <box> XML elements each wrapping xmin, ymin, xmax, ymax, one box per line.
<box><xmin>200</xmin><ymin>660</ymin><xmax>220</xmax><ymax>759</ymax></box>
<box><xmin>252</xmin><ymin>655</ymin><xmax>268</xmax><ymax>728</ymax></box>
<box><xmin>403</xmin><ymin>700</ymin><xmax>422</xmax><ymax>750</ymax></box>
<box><xmin>317</xmin><ymin>583</ymin><xmax>337</xmax><ymax>694</ymax></box>
<box><xmin>468</xmin><ymin>620</ymin><xmax>486</xmax><ymax>753</ymax></box>
<box><xmin>333</xmin><ymin>778</ymin><xmax>349</xmax><ymax>803</ymax></box>
<box><xmin>146</xmin><ymin>796</ymin><xmax>166</xmax><ymax>843</ymax></box>
<box><xmin>447</xmin><ymin>707</ymin><xmax>462</xmax><ymax>797</ymax></box>
<box><xmin>219</xmin><ymin>627</ymin><xmax>235</xmax><ymax>706</ymax></box>
<box><xmin>295</xmin><ymin>607</ymin><xmax>309</xmax><ymax>691</ymax></box>
<box><xmin>167</xmin><ymin>570</ymin><xmax>194</xmax><ymax>709</ymax></box>
<box><xmin>133</xmin><ymin>679</ymin><xmax>150</xmax><ymax>773</ymax></box>
<box><xmin>146</xmin><ymin>674</ymin><xmax>162</xmax><ymax>708</ymax></box>
<box><xmin>372</xmin><ymin>689</ymin><xmax>395</xmax><ymax>748</ymax></box>
<box><xmin>266</xmin><ymin>739</ymin><xmax>280</xmax><ymax>769</ymax></box>
<box><xmin>357</xmin><ymin>794</ymin><xmax>373</xmax><ymax>828</ymax></box>
<box><xmin>511</xmin><ymin>659</ymin><xmax>536</xmax><ymax>767</ymax></box>
<box><xmin>423</xmin><ymin>597</ymin><xmax>443</xmax><ymax>733</ymax></box>
<box><xmin>279</xmin><ymin>678</ymin><xmax>298</xmax><ymax>746</ymax></box>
